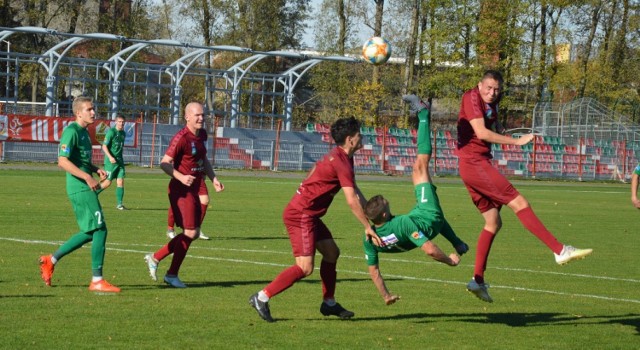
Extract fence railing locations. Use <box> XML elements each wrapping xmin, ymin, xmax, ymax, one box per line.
<box><xmin>2</xmin><ymin>121</ymin><xmax>638</xmax><ymax>182</ymax></box>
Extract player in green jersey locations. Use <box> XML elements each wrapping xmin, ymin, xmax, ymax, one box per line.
<box><xmin>38</xmin><ymin>96</ymin><xmax>120</xmax><ymax>293</ymax></box>
<box><xmin>362</xmin><ymin>95</ymin><xmax>467</xmax><ymax>305</ymax></box>
<box><xmin>632</xmin><ymin>163</ymin><xmax>640</xmax><ymax>209</ymax></box>
<box><xmin>99</xmin><ymin>114</ymin><xmax>128</xmax><ymax>210</ymax></box>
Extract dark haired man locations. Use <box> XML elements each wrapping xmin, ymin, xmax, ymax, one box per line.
<box><xmin>249</xmin><ymin>117</ymin><xmax>381</xmax><ymax>322</ymax></box>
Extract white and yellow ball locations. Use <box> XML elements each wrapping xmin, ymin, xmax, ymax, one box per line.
<box><xmin>362</xmin><ymin>37</ymin><xmax>392</xmax><ymax>65</ymax></box>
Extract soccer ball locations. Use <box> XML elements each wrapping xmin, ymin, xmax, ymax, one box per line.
<box><xmin>362</xmin><ymin>37</ymin><xmax>392</xmax><ymax>65</ymax></box>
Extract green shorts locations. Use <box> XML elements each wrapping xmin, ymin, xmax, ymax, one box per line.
<box><xmin>407</xmin><ymin>183</ymin><xmax>444</xmax><ymax>240</ymax></box>
<box><xmin>104</xmin><ymin>162</ymin><xmax>125</xmax><ymax>181</ymax></box>
<box><xmin>69</xmin><ymin>189</ymin><xmax>106</xmax><ymax>232</ymax></box>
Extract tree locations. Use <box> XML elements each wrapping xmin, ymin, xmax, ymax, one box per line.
<box><xmin>575</xmin><ymin>0</ymin><xmax>602</xmax><ymax>98</ymax></box>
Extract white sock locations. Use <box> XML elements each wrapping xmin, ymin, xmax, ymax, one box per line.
<box><xmin>92</xmin><ymin>276</ymin><xmax>103</xmax><ymax>283</ymax></box>
<box><xmin>324</xmin><ymin>299</ymin><xmax>336</xmax><ymax>306</ymax></box>
<box><xmin>51</xmin><ymin>256</ymin><xmax>58</xmax><ymax>265</ymax></box>
<box><xmin>258</xmin><ymin>290</ymin><xmax>270</xmax><ymax>302</ymax></box>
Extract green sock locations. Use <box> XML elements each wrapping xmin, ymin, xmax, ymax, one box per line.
<box><xmin>417</xmin><ymin>108</ymin><xmax>432</xmax><ymax>155</ymax></box>
<box><xmin>53</xmin><ymin>231</ymin><xmax>93</xmax><ymax>261</ymax></box>
<box><xmin>116</xmin><ymin>187</ymin><xmax>124</xmax><ymax>205</ymax></box>
<box><xmin>91</xmin><ymin>228</ymin><xmax>107</xmax><ymax>277</ymax></box>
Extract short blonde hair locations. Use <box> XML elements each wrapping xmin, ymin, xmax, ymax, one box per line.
<box><xmin>72</xmin><ymin>96</ymin><xmax>93</xmax><ymax>116</ymax></box>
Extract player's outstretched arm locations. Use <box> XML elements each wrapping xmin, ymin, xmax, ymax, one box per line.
<box><xmin>368</xmin><ymin>264</ymin><xmax>400</xmax><ymax>305</ymax></box>
<box><xmin>469</xmin><ymin>118</ymin><xmax>534</xmax><ymax>146</ymax></box>
<box><xmin>420</xmin><ymin>241</ymin><xmax>460</xmax><ymax>266</ymax></box>
<box><xmin>344</xmin><ymin>186</ymin><xmax>383</xmax><ymax>246</ymax></box>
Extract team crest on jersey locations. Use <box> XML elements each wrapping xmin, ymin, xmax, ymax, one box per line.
<box><xmin>191</xmin><ymin>142</ymin><xmax>196</xmax><ymax>155</ymax></box>
<box><xmin>60</xmin><ymin>144</ymin><xmax>69</xmax><ymax>155</ymax></box>
<box><xmin>411</xmin><ymin>231</ymin><xmax>424</xmax><ymax>240</ymax></box>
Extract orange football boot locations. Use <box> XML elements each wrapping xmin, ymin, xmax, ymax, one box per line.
<box><xmin>88</xmin><ymin>279</ymin><xmax>121</xmax><ymax>293</ymax></box>
<box><xmin>39</xmin><ymin>255</ymin><xmax>55</xmax><ymax>286</ymax></box>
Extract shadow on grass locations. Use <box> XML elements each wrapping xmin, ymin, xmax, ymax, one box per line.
<box><xmin>352</xmin><ymin>312</ymin><xmax>640</xmax><ymax>334</ymax></box>
<box><xmin>0</xmin><ymin>294</ymin><xmax>55</xmax><ymax>298</ymax></box>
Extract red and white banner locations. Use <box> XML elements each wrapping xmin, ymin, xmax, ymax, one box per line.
<box><xmin>0</xmin><ymin>114</ymin><xmax>137</xmax><ymax>147</ymax></box>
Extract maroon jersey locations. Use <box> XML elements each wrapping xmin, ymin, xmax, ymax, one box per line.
<box><xmin>288</xmin><ymin>147</ymin><xmax>356</xmax><ymax>217</ymax></box>
<box><xmin>165</xmin><ymin>127</ymin><xmax>208</xmax><ymax>186</ymax></box>
<box><xmin>455</xmin><ymin>86</ymin><xmax>499</xmax><ymax>160</ymax></box>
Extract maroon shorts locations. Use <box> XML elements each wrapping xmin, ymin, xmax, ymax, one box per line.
<box><xmin>458</xmin><ymin>157</ymin><xmax>520</xmax><ymax>213</ymax></box>
<box><xmin>282</xmin><ymin>203</ymin><xmax>332</xmax><ymax>257</ymax></box>
<box><xmin>168</xmin><ymin>179</ymin><xmax>202</xmax><ymax>230</ymax></box>
<box><xmin>197</xmin><ymin>177</ymin><xmax>209</xmax><ymax>196</ymax></box>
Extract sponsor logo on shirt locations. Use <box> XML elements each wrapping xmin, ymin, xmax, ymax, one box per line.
<box><xmin>381</xmin><ymin>234</ymin><xmax>399</xmax><ymax>246</ymax></box>
<box><xmin>190</xmin><ymin>159</ymin><xmax>204</xmax><ymax>173</ymax></box>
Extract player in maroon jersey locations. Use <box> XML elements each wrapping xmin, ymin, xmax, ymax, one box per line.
<box><xmin>249</xmin><ymin>117</ymin><xmax>381</xmax><ymax>322</ymax></box>
<box><xmin>144</xmin><ymin>102</ymin><xmax>224</xmax><ymax>288</ymax></box>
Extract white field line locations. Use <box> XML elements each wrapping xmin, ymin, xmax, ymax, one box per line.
<box><xmin>7</xmin><ymin>237</ymin><xmax>639</xmax><ymax>304</ymax></box>
<box><xmin>116</xmin><ymin>177</ymin><xmax>629</xmax><ymax>194</ymax></box>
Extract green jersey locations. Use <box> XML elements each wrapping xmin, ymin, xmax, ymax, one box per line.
<box><xmin>363</xmin><ymin>183</ymin><xmax>445</xmax><ymax>266</ymax></box>
<box><xmin>59</xmin><ymin>122</ymin><xmax>94</xmax><ymax>194</ymax></box>
<box><xmin>103</xmin><ymin>126</ymin><xmax>125</xmax><ymax>164</ymax></box>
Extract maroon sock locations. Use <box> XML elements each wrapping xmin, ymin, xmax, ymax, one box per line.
<box><xmin>200</xmin><ymin>203</ymin><xmax>208</xmax><ymax>227</ymax></box>
<box><xmin>473</xmin><ymin>229</ymin><xmax>496</xmax><ymax>284</ymax></box>
<box><xmin>153</xmin><ymin>236</ymin><xmax>178</xmax><ymax>261</ymax></box>
<box><xmin>320</xmin><ymin>260</ymin><xmax>337</xmax><ymax>300</ymax></box>
<box><xmin>167</xmin><ymin>207</ymin><xmax>174</xmax><ymax>229</ymax></box>
<box><xmin>167</xmin><ymin>235</ymin><xmax>193</xmax><ymax>275</ymax></box>
<box><xmin>516</xmin><ymin>207</ymin><xmax>563</xmax><ymax>254</ymax></box>
<box><xmin>264</xmin><ymin>265</ymin><xmax>305</xmax><ymax>298</ymax></box>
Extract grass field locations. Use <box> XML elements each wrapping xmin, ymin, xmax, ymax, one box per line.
<box><xmin>0</xmin><ymin>164</ymin><xmax>638</xmax><ymax>349</ymax></box>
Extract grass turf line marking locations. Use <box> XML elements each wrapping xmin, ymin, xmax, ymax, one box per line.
<box><xmin>7</xmin><ymin>237</ymin><xmax>639</xmax><ymax>304</ymax></box>
<box><xmin>8</xmin><ymin>237</ymin><xmax>639</xmax><ymax>284</ymax></box>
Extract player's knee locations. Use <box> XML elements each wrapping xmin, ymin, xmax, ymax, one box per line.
<box><xmin>301</xmin><ymin>266</ymin><xmax>314</xmax><ymax>276</ymax></box>
<box><xmin>296</xmin><ymin>262</ymin><xmax>314</xmax><ymax>276</ymax></box>
<box><xmin>322</xmin><ymin>247</ymin><xmax>340</xmax><ymax>263</ymax></box>
<box><xmin>414</xmin><ymin>156</ymin><xmax>429</xmax><ymax>170</ymax></box>
<box><xmin>485</xmin><ymin>222</ymin><xmax>501</xmax><ymax>233</ymax></box>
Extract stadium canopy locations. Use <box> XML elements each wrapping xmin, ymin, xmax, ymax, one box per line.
<box><xmin>0</xmin><ymin>26</ymin><xmax>363</xmax><ymax>130</ymax></box>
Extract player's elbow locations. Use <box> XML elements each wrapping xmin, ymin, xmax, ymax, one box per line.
<box><xmin>475</xmin><ymin>129</ymin><xmax>492</xmax><ymax>141</ymax></box>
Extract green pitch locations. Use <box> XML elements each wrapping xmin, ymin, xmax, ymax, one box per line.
<box><xmin>0</xmin><ymin>165</ymin><xmax>637</xmax><ymax>349</ymax></box>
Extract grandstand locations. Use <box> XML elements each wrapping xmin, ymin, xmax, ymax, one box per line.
<box><xmin>3</xmin><ymin>95</ymin><xmax>639</xmax><ymax>182</ymax></box>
